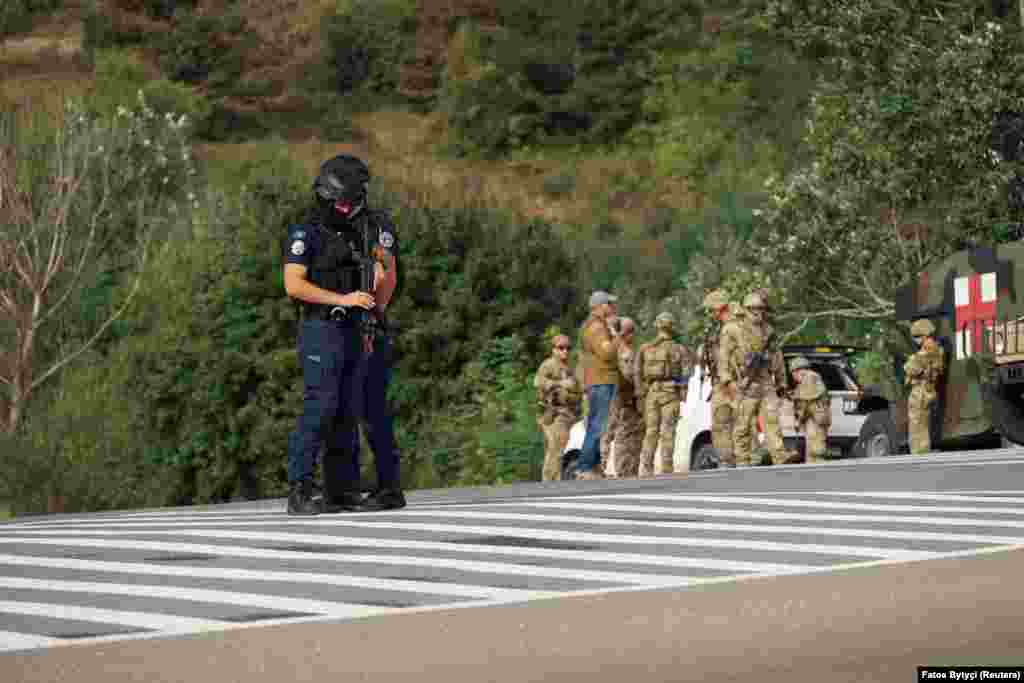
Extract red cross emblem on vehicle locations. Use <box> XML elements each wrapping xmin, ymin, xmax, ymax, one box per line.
<box><xmin>954</xmin><ymin>273</ymin><xmax>997</xmax><ymax>359</ymax></box>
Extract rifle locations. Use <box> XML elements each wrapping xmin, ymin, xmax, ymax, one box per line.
<box><xmin>701</xmin><ymin>333</ymin><xmax>719</xmax><ymax>402</ymax></box>
<box><xmin>357</xmin><ymin>216</ymin><xmax>381</xmax><ymax>354</ymax></box>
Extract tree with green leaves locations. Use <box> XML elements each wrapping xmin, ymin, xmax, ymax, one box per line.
<box><xmin>755</xmin><ymin>1</ymin><xmax>1024</xmax><ymax>329</ymax></box>
<box><xmin>0</xmin><ymin>97</ymin><xmax>195</xmax><ymax>436</ymax></box>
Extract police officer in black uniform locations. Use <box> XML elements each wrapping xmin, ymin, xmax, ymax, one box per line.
<box><xmin>283</xmin><ymin>154</ymin><xmax>379</xmax><ymax>515</ymax></box>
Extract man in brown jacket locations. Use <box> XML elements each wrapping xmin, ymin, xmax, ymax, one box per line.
<box><xmin>575</xmin><ymin>290</ymin><xmax>623</xmax><ymax>480</ymax></box>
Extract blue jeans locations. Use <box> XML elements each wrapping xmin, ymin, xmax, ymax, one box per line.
<box><xmin>287</xmin><ymin>319</ymin><xmax>362</xmax><ymax>489</ymax></box>
<box><xmin>345</xmin><ymin>333</ymin><xmax>401</xmax><ymax>490</ymax></box>
<box><xmin>578</xmin><ymin>384</ymin><xmax>616</xmax><ymax>473</ymax></box>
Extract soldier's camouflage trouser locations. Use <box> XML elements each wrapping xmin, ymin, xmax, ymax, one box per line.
<box><xmin>538</xmin><ymin>413</ymin><xmax>574</xmax><ymax>481</ymax></box>
<box><xmin>611</xmin><ymin>400</ymin><xmax>644</xmax><ymax>478</ymax></box>
<box><xmin>799</xmin><ymin>400</ymin><xmax>831</xmax><ymax>463</ymax></box>
<box><xmin>600</xmin><ymin>393</ymin><xmax>620</xmax><ymax>474</ymax></box>
<box><xmin>640</xmin><ymin>391</ymin><xmax>680</xmax><ymax>476</ymax></box>
<box><xmin>760</xmin><ymin>394</ymin><xmax>787</xmax><ymax>464</ymax></box>
<box><xmin>710</xmin><ymin>389</ymin><xmax>735</xmax><ymax>467</ymax></box>
<box><xmin>908</xmin><ymin>385</ymin><xmax>936</xmax><ymax>455</ymax></box>
<box><xmin>733</xmin><ymin>385</ymin><xmax>772</xmax><ymax>467</ymax></box>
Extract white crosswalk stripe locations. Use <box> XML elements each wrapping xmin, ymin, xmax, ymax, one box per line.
<box><xmin>0</xmin><ymin>529</ymin><xmax>818</xmax><ymax>573</ymax></box>
<box><xmin>509</xmin><ymin>500</ymin><xmax>1024</xmax><ymax>528</ymax></box>
<box><xmin>1</xmin><ymin>488</ymin><xmax>1022</xmax><ymax>653</ymax></box>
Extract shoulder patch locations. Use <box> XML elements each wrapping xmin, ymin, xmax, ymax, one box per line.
<box><xmin>291</xmin><ymin>240</ymin><xmax>306</xmax><ymax>256</ymax></box>
<box><xmin>379</xmin><ymin>230</ymin><xmax>395</xmax><ymax>248</ymax></box>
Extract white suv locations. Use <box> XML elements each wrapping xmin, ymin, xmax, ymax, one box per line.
<box><xmin>561</xmin><ymin>345</ymin><xmax>876</xmax><ymax>477</ymax></box>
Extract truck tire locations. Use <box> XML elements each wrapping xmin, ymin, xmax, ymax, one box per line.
<box><xmin>858</xmin><ymin>411</ymin><xmax>897</xmax><ymax>458</ymax></box>
<box><xmin>988</xmin><ymin>382</ymin><xmax>1024</xmax><ymax>447</ymax></box>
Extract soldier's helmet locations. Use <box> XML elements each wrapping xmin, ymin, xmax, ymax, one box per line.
<box><xmin>655</xmin><ymin>311</ymin><xmax>676</xmax><ymax>329</ymax></box>
<box><xmin>790</xmin><ymin>356</ymin><xmax>811</xmax><ymax>371</ymax></box>
<box><xmin>910</xmin><ymin>319</ymin><xmax>936</xmax><ymax>337</ymax></box>
<box><xmin>743</xmin><ymin>291</ymin><xmax>768</xmax><ymax>310</ymax></box>
<box><xmin>703</xmin><ymin>289</ymin><xmax>728</xmax><ymax>310</ymax></box>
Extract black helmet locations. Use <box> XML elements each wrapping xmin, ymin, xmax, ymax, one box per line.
<box><xmin>313</xmin><ymin>154</ymin><xmax>370</xmax><ymax>224</ymax></box>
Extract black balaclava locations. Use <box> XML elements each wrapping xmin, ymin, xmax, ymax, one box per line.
<box><xmin>312</xmin><ymin>155</ymin><xmax>370</xmax><ymax>231</ymax></box>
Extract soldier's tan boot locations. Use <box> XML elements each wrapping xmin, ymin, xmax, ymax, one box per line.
<box><xmin>783</xmin><ymin>450</ymin><xmax>803</xmax><ymax>465</ymax></box>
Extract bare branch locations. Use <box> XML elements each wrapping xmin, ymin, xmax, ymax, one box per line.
<box><xmin>30</xmin><ymin>245</ymin><xmax>149</xmax><ymax>393</ymax></box>
<box><xmin>777</xmin><ymin>317</ymin><xmax>812</xmax><ymax>346</ymax></box>
<box><xmin>35</xmin><ymin>166</ymin><xmax>110</xmax><ymax>329</ymax></box>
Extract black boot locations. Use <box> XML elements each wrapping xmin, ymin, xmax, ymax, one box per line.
<box><xmin>322</xmin><ymin>490</ymin><xmax>364</xmax><ymax>514</ymax></box>
<box><xmin>287</xmin><ymin>478</ymin><xmax>321</xmax><ymax>515</ymax></box>
<box><xmin>360</xmin><ymin>487</ymin><xmax>406</xmax><ymax>512</ymax></box>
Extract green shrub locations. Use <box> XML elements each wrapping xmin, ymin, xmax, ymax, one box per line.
<box><xmin>542</xmin><ymin>169</ymin><xmax>577</xmax><ymax>197</ymax></box>
<box><xmin>320</xmin><ymin>107</ymin><xmax>354</xmax><ymax>142</ymax></box>
<box><xmin>466</xmin><ymin>336</ymin><xmax>545</xmax><ymax>484</ymax></box>
<box><xmin>86</xmin><ymin>49</ymin><xmax>212</xmax><ymax>127</ymax></box>
<box><xmin>142</xmin><ymin>0</ymin><xmax>197</xmax><ymax>20</ymax></box>
<box><xmin>228</xmin><ymin>79</ymin><xmax>277</xmax><ymax>99</ymax></box>
<box><xmin>1</xmin><ymin>0</ymin><xmax>62</xmax><ymax>38</ymax></box>
<box><xmin>193</xmin><ymin>103</ymin><xmax>268</xmax><ymax>142</ymax></box>
<box><xmin>320</xmin><ymin>0</ymin><xmax>417</xmax><ymax>95</ymax></box>
<box><xmin>0</xmin><ymin>362</ymin><xmax>182</xmax><ymax>516</ymax></box>
<box><xmin>441</xmin><ymin>0</ymin><xmax>701</xmax><ymax>156</ymax></box>
<box><xmin>81</xmin><ymin>0</ymin><xmax>154</xmax><ymax>55</ymax></box>
<box><xmin>158</xmin><ymin>9</ymin><xmax>251</xmax><ymax>86</ymax></box>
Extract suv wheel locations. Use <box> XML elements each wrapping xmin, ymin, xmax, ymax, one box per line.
<box><xmin>561</xmin><ymin>451</ymin><xmax>580</xmax><ymax>480</ymax></box>
<box><xmin>858</xmin><ymin>411</ymin><xmax>896</xmax><ymax>458</ymax></box>
<box><xmin>691</xmin><ymin>443</ymin><xmax>720</xmax><ymax>471</ymax></box>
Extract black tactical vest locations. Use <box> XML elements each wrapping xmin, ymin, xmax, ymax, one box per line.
<box><xmin>307</xmin><ymin>223</ymin><xmax>363</xmax><ymax>296</ymax></box>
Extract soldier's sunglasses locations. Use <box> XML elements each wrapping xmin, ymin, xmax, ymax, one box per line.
<box><xmin>555</xmin><ymin>345</ymin><xmax>570</xmax><ymax>350</ymax></box>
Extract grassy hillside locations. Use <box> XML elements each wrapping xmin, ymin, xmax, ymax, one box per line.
<box><xmin>1</xmin><ymin>0</ymin><xmax>731</xmax><ymax>226</ymax></box>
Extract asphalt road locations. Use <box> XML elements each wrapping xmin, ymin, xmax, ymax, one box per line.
<box><xmin>1</xmin><ymin>447</ymin><xmax>1024</xmax><ymax>682</ymax></box>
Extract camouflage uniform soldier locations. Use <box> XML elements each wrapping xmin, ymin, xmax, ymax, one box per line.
<box><xmin>606</xmin><ymin>318</ymin><xmax>644</xmax><ymax>477</ymax></box>
<box><xmin>534</xmin><ymin>334</ymin><xmax>582</xmax><ymax>480</ymax></box>
<box><xmin>703</xmin><ymin>290</ymin><xmax>735</xmax><ymax>467</ymax></box>
<box><xmin>719</xmin><ymin>292</ymin><xmax>787</xmax><ymax>466</ymax></box>
<box><xmin>904</xmin><ymin>319</ymin><xmax>944</xmax><ymax>454</ymax></box>
<box><xmin>790</xmin><ymin>356</ymin><xmax>831</xmax><ymax>463</ymax></box>
<box><xmin>757</xmin><ymin>292</ymin><xmax>795</xmax><ymax>465</ymax></box>
<box><xmin>635</xmin><ymin>312</ymin><xmax>691</xmax><ymax>476</ymax></box>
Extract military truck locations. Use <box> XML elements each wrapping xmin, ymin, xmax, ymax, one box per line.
<box><xmin>890</xmin><ymin>242</ymin><xmax>1024</xmax><ymax>449</ymax></box>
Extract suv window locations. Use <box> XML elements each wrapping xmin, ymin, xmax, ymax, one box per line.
<box><xmin>786</xmin><ymin>359</ymin><xmax>857</xmax><ymax>391</ymax></box>
<box><xmin>811</xmin><ymin>362</ymin><xmax>847</xmax><ymax>391</ymax></box>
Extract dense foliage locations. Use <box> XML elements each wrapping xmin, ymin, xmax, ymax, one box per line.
<box><xmin>0</xmin><ymin>0</ymin><xmax>62</xmax><ymax>39</ymax></box>
<box><xmin>754</xmin><ymin>1</ymin><xmax>1024</xmax><ymax>329</ymax></box>
<box><xmin>440</xmin><ymin>0</ymin><xmax>703</xmax><ymax>155</ymax></box>
<box><xmin>320</xmin><ymin>0</ymin><xmax>417</xmax><ymax>97</ymax></box>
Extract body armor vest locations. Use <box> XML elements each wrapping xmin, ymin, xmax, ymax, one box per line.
<box><xmin>642</xmin><ymin>338</ymin><xmax>676</xmax><ymax>382</ymax></box>
<box><xmin>306</xmin><ymin>223</ymin><xmax>363</xmax><ymax>296</ymax></box>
